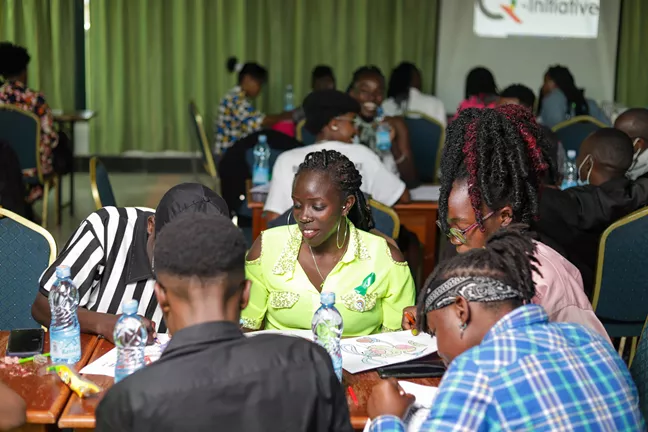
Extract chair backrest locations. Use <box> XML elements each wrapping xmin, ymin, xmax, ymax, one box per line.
<box><xmin>592</xmin><ymin>206</ymin><xmax>648</xmax><ymax>338</ymax></box>
<box><xmin>404</xmin><ymin>111</ymin><xmax>445</xmax><ymax>183</ymax></box>
<box><xmin>295</xmin><ymin>119</ymin><xmax>316</xmax><ymax>145</ymax></box>
<box><xmin>630</xmin><ymin>316</ymin><xmax>648</xmax><ymax>421</ymax></box>
<box><xmin>0</xmin><ymin>105</ymin><xmax>42</xmax><ymax>182</ymax></box>
<box><xmin>188</xmin><ymin>101</ymin><xmax>217</xmax><ymax>178</ymax></box>
<box><xmin>369</xmin><ymin>199</ymin><xmax>400</xmax><ymax>239</ymax></box>
<box><xmin>0</xmin><ymin>207</ymin><xmax>56</xmax><ymax>329</ymax></box>
<box><xmin>89</xmin><ymin>156</ymin><xmax>117</xmax><ymax>209</ymax></box>
<box><xmin>552</xmin><ymin>115</ymin><xmax>607</xmax><ymax>154</ymax></box>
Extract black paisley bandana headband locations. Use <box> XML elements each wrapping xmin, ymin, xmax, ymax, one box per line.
<box><xmin>424</xmin><ymin>276</ymin><xmax>523</xmax><ymax>313</ymax></box>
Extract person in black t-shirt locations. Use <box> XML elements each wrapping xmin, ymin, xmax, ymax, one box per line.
<box><xmin>96</xmin><ymin>213</ymin><xmax>352</xmax><ymax>432</ymax></box>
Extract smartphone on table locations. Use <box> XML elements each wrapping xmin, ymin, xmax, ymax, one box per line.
<box><xmin>6</xmin><ymin>328</ymin><xmax>44</xmax><ymax>357</ymax></box>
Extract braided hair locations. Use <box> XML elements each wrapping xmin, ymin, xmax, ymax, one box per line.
<box><xmin>295</xmin><ymin>150</ymin><xmax>374</xmax><ymax>232</ymax></box>
<box><xmin>387</xmin><ymin>62</ymin><xmax>418</xmax><ymax>109</ymax></box>
<box><xmin>416</xmin><ymin>225</ymin><xmax>540</xmax><ymax>331</ymax></box>
<box><xmin>465</xmin><ymin>67</ymin><xmax>498</xmax><ymax>99</ymax></box>
<box><xmin>538</xmin><ymin>65</ymin><xmax>589</xmax><ymax>117</ymax></box>
<box><xmin>439</xmin><ymin>105</ymin><xmax>548</xmax><ymax>232</ymax></box>
<box><xmin>347</xmin><ymin>65</ymin><xmax>385</xmax><ymax>93</ymax></box>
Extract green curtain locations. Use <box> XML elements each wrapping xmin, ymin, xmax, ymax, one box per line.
<box><xmin>0</xmin><ymin>0</ymin><xmax>76</xmax><ymax>110</ymax></box>
<box><xmin>86</xmin><ymin>0</ymin><xmax>439</xmax><ymax>154</ymax></box>
<box><xmin>616</xmin><ymin>0</ymin><xmax>648</xmax><ymax>107</ymax></box>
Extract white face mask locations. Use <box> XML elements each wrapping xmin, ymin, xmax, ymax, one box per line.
<box><xmin>578</xmin><ymin>154</ymin><xmax>593</xmax><ymax>186</ymax></box>
<box><xmin>627</xmin><ymin>138</ymin><xmax>648</xmax><ymax>180</ymax></box>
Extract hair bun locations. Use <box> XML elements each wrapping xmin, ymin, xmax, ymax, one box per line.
<box><xmin>226</xmin><ymin>56</ymin><xmax>239</xmax><ymax>73</ymax></box>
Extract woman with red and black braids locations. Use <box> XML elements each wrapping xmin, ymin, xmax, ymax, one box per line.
<box><xmin>402</xmin><ymin>105</ymin><xmax>610</xmax><ymax>341</ymax></box>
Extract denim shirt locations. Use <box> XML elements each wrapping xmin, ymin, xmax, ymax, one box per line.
<box><xmin>540</xmin><ymin>88</ymin><xmax>611</xmax><ymax>128</ymax></box>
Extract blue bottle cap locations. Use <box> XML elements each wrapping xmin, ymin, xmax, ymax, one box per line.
<box><xmin>320</xmin><ymin>291</ymin><xmax>336</xmax><ymax>306</ymax></box>
<box><xmin>55</xmin><ymin>265</ymin><xmax>71</xmax><ymax>279</ymax></box>
<box><xmin>259</xmin><ymin>134</ymin><xmax>267</xmax><ymax>143</ymax></box>
<box><xmin>122</xmin><ymin>299</ymin><xmax>139</xmax><ymax>315</ymax></box>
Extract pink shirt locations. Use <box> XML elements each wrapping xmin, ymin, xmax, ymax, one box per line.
<box><xmin>532</xmin><ymin>241</ymin><xmax>610</xmax><ymax>343</ymax></box>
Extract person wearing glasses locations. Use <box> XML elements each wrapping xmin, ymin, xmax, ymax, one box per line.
<box><xmin>264</xmin><ymin>89</ymin><xmax>409</xmax><ymax>222</ymax></box>
<box><xmin>402</xmin><ymin>105</ymin><xmax>609</xmax><ymax>341</ymax></box>
<box><xmin>348</xmin><ymin>66</ymin><xmax>418</xmax><ymax>187</ymax></box>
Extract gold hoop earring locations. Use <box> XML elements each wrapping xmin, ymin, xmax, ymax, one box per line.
<box><xmin>286</xmin><ymin>210</ymin><xmax>293</xmax><ymax>226</ymax></box>
<box><xmin>336</xmin><ymin>217</ymin><xmax>348</xmax><ymax>249</ymax></box>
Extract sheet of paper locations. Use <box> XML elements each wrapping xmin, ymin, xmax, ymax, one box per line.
<box><xmin>363</xmin><ymin>381</ymin><xmax>438</xmax><ymax>432</ymax></box>
<box><xmin>79</xmin><ymin>334</ymin><xmax>171</xmax><ymax>377</ymax></box>
<box><xmin>245</xmin><ymin>329</ymin><xmax>313</xmax><ymax>341</ymax></box>
<box><xmin>341</xmin><ymin>331</ymin><xmax>437</xmax><ymax>374</ymax></box>
<box><xmin>409</xmin><ymin>185</ymin><xmax>441</xmax><ymax>202</ymax></box>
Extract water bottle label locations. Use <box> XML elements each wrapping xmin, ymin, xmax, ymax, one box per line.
<box><xmin>376</xmin><ymin>130</ymin><xmax>391</xmax><ymax>152</ymax></box>
<box><xmin>51</xmin><ymin>326</ymin><xmax>81</xmax><ymax>364</ymax></box>
<box><xmin>561</xmin><ymin>180</ymin><xmax>577</xmax><ymax>190</ymax></box>
<box><xmin>253</xmin><ymin>167</ymin><xmax>270</xmax><ymax>185</ymax></box>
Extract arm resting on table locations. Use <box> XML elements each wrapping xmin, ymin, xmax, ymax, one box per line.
<box><xmin>0</xmin><ymin>381</ymin><xmax>26</xmax><ymax>431</ymax></box>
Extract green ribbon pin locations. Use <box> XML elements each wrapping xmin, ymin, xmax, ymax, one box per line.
<box><xmin>354</xmin><ymin>272</ymin><xmax>376</xmax><ymax>296</ymax></box>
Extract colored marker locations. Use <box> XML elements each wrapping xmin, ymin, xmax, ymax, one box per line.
<box><xmin>405</xmin><ymin>312</ymin><xmax>419</xmax><ymax>336</ymax></box>
<box><xmin>347</xmin><ymin>386</ymin><xmax>359</xmax><ymax>406</ymax></box>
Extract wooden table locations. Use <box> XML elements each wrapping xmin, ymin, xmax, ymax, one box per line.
<box><xmin>247</xmin><ymin>187</ymin><xmax>440</xmax><ymax>278</ymax></box>
<box><xmin>59</xmin><ymin>339</ymin><xmax>441</xmax><ymax>431</ymax></box>
<box><xmin>52</xmin><ymin>110</ymin><xmax>97</xmax><ymax>218</ymax></box>
<box><xmin>0</xmin><ymin>331</ymin><xmax>98</xmax><ymax>431</ymax></box>
<box><xmin>58</xmin><ymin>338</ymin><xmax>114</xmax><ymax>430</ymax></box>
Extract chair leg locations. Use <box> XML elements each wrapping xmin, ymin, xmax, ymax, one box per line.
<box><xmin>42</xmin><ymin>181</ymin><xmax>50</xmax><ymax>229</ymax></box>
<box><xmin>54</xmin><ymin>177</ymin><xmax>61</xmax><ymax>227</ymax></box>
<box><xmin>618</xmin><ymin>337</ymin><xmax>627</xmax><ymax>358</ymax></box>
<box><xmin>629</xmin><ymin>337</ymin><xmax>639</xmax><ymax>368</ymax></box>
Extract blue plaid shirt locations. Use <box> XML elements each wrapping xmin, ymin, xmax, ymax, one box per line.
<box><xmin>370</xmin><ymin>304</ymin><xmax>644</xmax><ymax>432</ymax></box>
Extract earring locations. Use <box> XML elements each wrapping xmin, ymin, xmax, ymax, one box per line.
<box><xmin>336</xmin><ymin>217</ymin><xmax>348</xmax><ymax>249</ymax></box>
<box><xmin>459</xmin><ymin>322</ymin><xmax>467</xmax><ymax>338</ymax></box>
<box><xmin>286</xmin><ymin>210</ymin><xmax>293</xmax><ymax>226</ymax></box>
<box><xmin>331</xmin><ymin>125</ymin><xmax>339</xmax><ymax>131</ymax></box>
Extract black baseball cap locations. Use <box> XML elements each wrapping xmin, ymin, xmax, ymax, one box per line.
<box><xmin>155</xmin><ymin>183</ymin><xmax>229</xmax><ymax>234</ymax></box>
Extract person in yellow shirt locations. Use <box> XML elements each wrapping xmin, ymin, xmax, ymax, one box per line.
<box><xmin>242</xmin><ymin>149</ymin><xmax>415</xmax><ymax>336</ymax></box>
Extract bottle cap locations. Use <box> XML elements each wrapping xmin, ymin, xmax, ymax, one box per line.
<box><xmin>55</xmin><ymin>265</ymin><xmax>71</xmax><ymax>279</ymax></box>
<box><xmin>259</xmin><ymin>134</ymin><xmax>267</xmax><ymax>143</ymax></box>
<box><xmin>122</xmin><ymin>299</ymin><xmax>139</xmax><ymax>315</ymax></box>
<box><xmin>320</xmin><ymin>291</ymin><xmax>336</xmax><ymax>306</ymax></box>
<box><xmin>567</xmin><ymin>150</ymin><xmax>577</xmax><ymax>159</ymax></box>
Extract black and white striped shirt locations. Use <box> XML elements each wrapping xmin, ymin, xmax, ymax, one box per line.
<box><xmin>39</xmin><ymin>207</ymin><xmax>167</xmax><ymax>332</ymax></box>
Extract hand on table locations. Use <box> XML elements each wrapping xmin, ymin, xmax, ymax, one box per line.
<box><xmin>367</xmin><ymin>378</ymin><xmax>415</xmax><ymax>420</ymax></box>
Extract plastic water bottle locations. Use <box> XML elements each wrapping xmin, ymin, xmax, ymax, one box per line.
<box><xmin>375</xmin><ymin>107</ymin><xmax>392</xmax><ymax>152</ymax></box>
<box><xmin>312</xmin><ymin>292</ymin><xmax>343</xmax><ymax>381</ymax></box>
<box><xmin>113</xmin><ymin>299</ymin><xmax>147</xmax><ymax>383</ymax></box>
<box><xmin>284</xmin><ymin>85</ymin><xmax>294</xmax><ymax>111</ymax></box>
<box><xmin>561</xmin><ymin>150</ymin><xmax>578</xmax><ymax>190</ymax></box>
<box><xmin>252</xmin><ymin>134</ymin><xmax>270</xmax><ymax>186</ymax></box>
<box><xmin>49</xmin><ymin>265</ymin><xmax>81</xmax><ymax>364</ymax></box>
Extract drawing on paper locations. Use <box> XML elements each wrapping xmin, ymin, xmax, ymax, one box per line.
<box><xmin>341</xmin><ymin>336</ymin><xmax>428</xmax><ymax>366</ymax></box>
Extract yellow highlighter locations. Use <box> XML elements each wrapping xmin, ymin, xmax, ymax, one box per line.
<box><xmin>47</xmin><ymin>365</ymin><xmax>101</xmax><ymax>398</ymax></box>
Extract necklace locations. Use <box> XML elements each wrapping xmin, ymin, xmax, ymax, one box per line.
<box><xmin>308</xmin><ymin>226</ymin><xmax>349</xmax><ymax>289</ymax></box>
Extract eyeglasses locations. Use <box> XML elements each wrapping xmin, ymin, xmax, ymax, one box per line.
<box><xmin>437</xmin><ymin>211</ymin><xmax>495</xmax><ymax>245</ymax></box>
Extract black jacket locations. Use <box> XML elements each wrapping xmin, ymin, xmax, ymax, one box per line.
<box><xmin>536</xmin><ymin>178</ymin><xmax>648</xmax><ymax>296</ymax></box>
<box><xmin>96</xmin><ymin>321</ymin><xmax>352</xmax><ymax>432</ymax></box>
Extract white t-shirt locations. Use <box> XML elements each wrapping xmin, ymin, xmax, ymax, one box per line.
<box><xmin>264</xmin><ymin>141</ymin><xmax>406</xmax><ymax>215</ymax></box>
<box><xmin>382</xmin><ymin>88</ymin><xmax>447</xmax><ymax>127</ymax></box>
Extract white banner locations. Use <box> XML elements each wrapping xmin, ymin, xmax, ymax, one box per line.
<box><xmin>474</xmin><ymin>0</ymin><xmax>600</xmax><ymax>39</ymax></box>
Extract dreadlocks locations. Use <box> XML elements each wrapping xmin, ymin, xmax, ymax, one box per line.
<box><xmin>295</xmin><ymin>150</ymin><xmax>374</xmax><ymax>231</ymax></box>
<box><xmin>416</xmin><ymin>225</ymin><xmax>540</xmax><ymax>332</ymax></box>
<box><xmin>439</xmin><ymin>105</ymin><xmax>548</xmax><ymax>232</ymax></box>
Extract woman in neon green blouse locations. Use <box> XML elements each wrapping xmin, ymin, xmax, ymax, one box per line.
<box><xmin>242</xmin><ymin>148</ymin><xmax>416</xmax><ymax>336</ymax></box>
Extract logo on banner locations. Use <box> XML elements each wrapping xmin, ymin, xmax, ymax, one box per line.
<box><xmin>474</xmin><ymin>0</ymin><xmax>600</xmax><ymax>38</ymax></box>
<box><xmin>477</xmin><ymin>0</ymin><xmax>522</xmax><ymax>23</ymax></box>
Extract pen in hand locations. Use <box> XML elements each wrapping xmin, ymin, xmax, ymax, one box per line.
<box><xmin>404</xmin><ymin>312</ymin><xmax>419</xmax><ymax>336</ymax></box>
